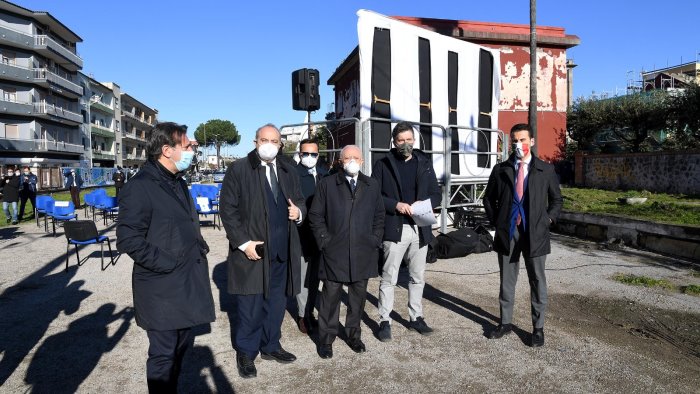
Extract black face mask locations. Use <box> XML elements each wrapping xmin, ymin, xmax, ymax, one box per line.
<box><xmin>396</xmin><ymin>143</ymin><xmax>414</xmax><ymax>158</ymax></box>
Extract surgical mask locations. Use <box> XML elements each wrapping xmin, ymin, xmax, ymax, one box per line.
<box><xmin>7</xmin><ymin>172</ymin><xmax>12</xmax><ymax>177</ymax></box>
<box><xmin>343</xmin><ymin>160</ymin><xmax>360</xmax><ymax>176</ymax></box>
<box><xmin>300</xmin><ymin>155</ymin><xmax>318</xmax><ymax>169</ymax></box>
<box><xmin>23</xmin><ymin>171</ymin><xmax>29</xmax><ymax>175</ymax></box>
<box><xmin>257</xmin><ymin>143</ymin><xmax>278</xmax><ymax>162</ymax></box>
<box><xmin>514</xmin><ymin>142</ymin><xmax>530</xmax><ymax>159</ymax></box>
<box><xmin>396</xmin><ymin>142</ymin><xmax>414</xmax><ymax>158</ymax></box>
<box><xmin>14</xmin><ymin>171</ymin><xmax>20</xmax><ymax>176</ymax></box>
<box><xmin>172</xmin><ymin>150</ymin><xmax>195</xmax><ymax>172</ymax></box>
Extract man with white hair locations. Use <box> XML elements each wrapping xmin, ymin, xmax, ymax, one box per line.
<box><xmin>309</xmin><ymin>145</ymin><xmax>385</xmax><ymax>359</ymax></box>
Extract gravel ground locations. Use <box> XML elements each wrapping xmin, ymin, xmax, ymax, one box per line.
<box><xmin>0</xmin><ymin>217</ymin><xmax>698</xmax><ymax>393</ymax></box>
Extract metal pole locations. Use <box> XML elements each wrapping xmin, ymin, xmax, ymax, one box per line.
<box><xmin>529</xmin><ymin>0</ymin><xmax>538</xmax><ymax>154</ymax></box>
<box><xmin>203</xmin><ymin>123</ymin><xmax>207</xmax><ymax>169</ymax></box>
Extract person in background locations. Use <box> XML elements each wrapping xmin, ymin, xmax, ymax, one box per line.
<box><xmin>293</xmin><ymin>138</ymin><xmax>328</xmax><ymax>334</ymax></box>
<box><xmin>2</xmin><ymin>167</ymin><xmax>20</xmax><ymax>225</ymax></box>
<box><xmin>18</xmin><ymin>166</ymin><xmax>38</xmax><ymax>221</ymax></box>
<box><xmin>113</xmin><ymin>167</ymin><xmax>126</xmax><ymax>197</ymax></box>
<box><xmin>64</xmin><ymin>169</ymin><xmax>83</xmax><ymax>208</ymax></box>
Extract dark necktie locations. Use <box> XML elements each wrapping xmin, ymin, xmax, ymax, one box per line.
<box><xmin>350</xmin><ymin>178</ymin><xmax>356</xmax><ymax>193</ymax></box>
<box><xmin>516</xmin><ymin>161</ymin><xmax>525</xmax><ymax>225</ymax></box>
<box><xmin>267</xmin><ymin>163</ymin><xmax>279</xmax><ymax>202</ymax></box>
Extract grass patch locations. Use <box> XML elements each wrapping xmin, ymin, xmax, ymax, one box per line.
<box><xmin>612</xmin><ymin>273</ymin><xmax>676</xmax><ymax>290</ymax></box>
<box><xmin>681</xmin><ymin>285</ymin><xmax>700</xmax><ymax>296</ymax></box>
<box><xmin>0</xmin><ymin>186</ymin><xmax>115</xmax><ymax>228</ymax></box>
<box><xmin>561</xmin><ymin>187</ymin><xmax>700</xmax><ymax>226</ymax></box>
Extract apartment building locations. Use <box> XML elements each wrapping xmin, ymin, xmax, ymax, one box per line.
<box><xmin>0</xmin><ymin>1</ymin><xmax>84</xmax><ymax>188</ymax></box>
<box><xmin>120</xmin><ymin>92</ymin><xmax>157</xmax><ymax>169</ymax></box>
<box><xmin>79</xmin><ymin>74</ymin><xmax>121</xmax><ymax>168</ymax></box>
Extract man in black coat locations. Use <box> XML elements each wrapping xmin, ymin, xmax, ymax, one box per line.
<box><xmin>371</xmin><ymin>121</ymin><xmax>441</xmax><ymax>342</ymax></box>
<box><xmin>18</xmin><ymin>166</ymin><xmax>37</xmax><ymax>221</ymax></box>
<box><xmin>112</xmin><ymin>167</ymin><xmax>126</xmax><ymax>197</ymax></box>
<box><xmin>219</xmin><ymin>123</ymin><xmax>306</xmax><ymax>379</ymax></box>
<box><xmin>483</xmin><ymin>123</ymin><xmax>562</xmax><ymax>347</ymax></box>
<box><xmin>309</xmin><ymin>145</ymin><xmax>384</xmax><ymax>358</ymax></box>
<box><xmin>2</xmin><ymin>168</ymin><xmax>20</xmax><ymax>225</ymax></box>
<box><xmin>64</xmin><ymin>169</ymin><xmax>83</xmax><ymax>208</ymax></box>
<box><xmin>116</xmin><ymin>122</ymin><xmax>215</xmax><ymax>392</ymax></box>
<box><xmin>294</xmin><ymin>138</ymin><xmax>328</xmax><ymax>334</ymax></box>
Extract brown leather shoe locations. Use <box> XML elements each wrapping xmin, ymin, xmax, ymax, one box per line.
<box><xmin>297</xmin><ymin>317</ymin><xmax>308</xmax><ymax>334</ymax></box>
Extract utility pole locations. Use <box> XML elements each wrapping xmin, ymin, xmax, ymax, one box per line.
<box><xmin>203</xmin><ymin>123</ymin><xmax>207</xmax><ymax>169</ymax></box>
<box><xmin>529</xmin><ymin>0</ymin><xmax>538</xmax><ymax>154</ymax></box>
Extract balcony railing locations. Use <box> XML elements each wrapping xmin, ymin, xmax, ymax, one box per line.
<box><xmin>33</xmin><ymin>68</ymin><xmax>83</xmax><ymax>96</ymax></box>
<box><xmin>0</xmin><ymin>63</ymin><xmax>83</xmax><ymax>97</ymax></box>
<box><xmin>121</xmin><ymin>131</ymin><xmax>146</xmax><ymax>142</ymax></box>
<box><xmin>34</xmin><ymin>35</ymin><xmax>83</xmax><ymax>68</ymax></box>
<box><xmin>90</xmin><ymin>99</ymin><xmax>114</xmax><ymax>115</ymax></box>
<box><xmin>91</xmin><ymin>123</ymin><xmax>115</xmax><ymax>138</ymax></box>
<box><xmin>33</xmin><ymin>101</ymin><xmax>82</xmax><ymax>124</ymax></box>
<box><xmin>122</xmin><ymin>110</ymin><xmax>154</xmax><ymax>126</ymax></box>
<box><xmin>92</xmin><ymin>149</ymin><xmax>115</xmax><ymax>160</ymax></box>
<box><xmin>0</xmin><ymin>136</ymin><xmax>85</xmax><ymax>154</ymax></box>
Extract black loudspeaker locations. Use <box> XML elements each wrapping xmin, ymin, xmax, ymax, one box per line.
<box><xmin>292</xmin><ymin>68</ymin><xmax>320</xmax><ymax>111</ymax></box>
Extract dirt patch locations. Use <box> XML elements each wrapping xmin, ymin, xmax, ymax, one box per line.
<box><xmin>552</xmin><ymin>292</ymin><xmax>700</xmax><ymax>366</ymax></box>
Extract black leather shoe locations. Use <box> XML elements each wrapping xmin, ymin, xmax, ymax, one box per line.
<box><xmin>347</xmin><ymin>338</ymin><xmax>366</xmax><ymax>353</ymax></box>
<box><xmin>236</xmin><ymin>352</ymin><xmax>257</xmax><ymax>378</ymax></box>
<box><xmin>377</xmin><ymin>321</ymin><xmax>392</xmax><ymax>342</ymax></box>
<box><xmin>261</xmin><ymin>347</ymin><xmax>297</xmax><ymax>363</ymax></box>
<box><xmin>531</xmin><ymin>328</ymin><xmax>545</xmax><ymax>347</ymax></box>
<box><xmin>317</xmin><ymin>344</ymin><xmax>333</xmax><ymax>359</ymax></box>
<box><xmin>488</xmin><ymin>324</ymin><xmax>513</xmax><ymax>339</ymax></box>
<box><xmin>297</xmin><ymin>317</ymin><xmax>309</xmax><ymax>334</ymax></box>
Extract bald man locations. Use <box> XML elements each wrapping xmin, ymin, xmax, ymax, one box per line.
<box><xmin>308</xmin><ymin>145</ymin><xmax>385</xmax><ymax>359</ymax></box>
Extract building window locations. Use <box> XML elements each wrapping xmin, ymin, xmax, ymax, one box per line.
<box><xmin>115</xmin><ymin>120</ymin><xmax>120</xmax><ymax>132</ymax></box>
<box><xmin>3</xmin><ymin>88</ymin><xmax>17</xmax><ymax>102</ymax></box>
<box><xmin>1</xmin><ymin>51</ymin><xmax>16</xmax><ymax>65</ymax></box>
<box><xmin>4</xmin><ymin>124</ymin><xmax>18</xmax><ymax>139</ymax></box>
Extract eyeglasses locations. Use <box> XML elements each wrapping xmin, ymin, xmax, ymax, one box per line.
<box><xmin>300</xmin><ymin>152</ymin><xmax>319</xmax><ymax>158</ymax></box>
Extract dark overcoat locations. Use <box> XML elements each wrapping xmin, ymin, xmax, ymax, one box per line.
<box><xmin>1</xmin><ymin>175</ymin><xmax>20</xmax><ymax>202</ymax></box>
<box><xmin>371</xmin><ymin>149</ymin><xmax>441</xmax><ymax>247</ymax></box>
<box><xmin>219</xmin><ymin>150</ymin><xmax>306</xmax><ymax>298</ymax></box>
<box><xmin>295</xmin><ymin>162</ymin><xmax>328</xmax><ymax>257</ymax></box>
<box><xmin>308</xmin><ymin>170</ymin><xmax>385</xmax><ymax>282</ymax></box>
<box><xmin>483</xmin><ymin>154</ymin><xmax>563</xmax><ymax>258</ymax></box>
<box><xmin>116</xmin><ymin>160</ymin><xmax>215</xmax><ymax>331</ymax></box>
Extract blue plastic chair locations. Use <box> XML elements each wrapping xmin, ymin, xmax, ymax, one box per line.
<box><xmin>199</xmin><ymin>185</ymin><xmax>220</xmax><ymax>206</ymax></box>
<box><xmin>63</xmin><ymin>220</ymin><xmax>115</xmax><ymax>271</ymax></box>
<box><xmin>83</xmin><ymin>192</ymin><xmax>95</xmax><ymax>218</ymax></box>
<box><xmin>35</xmin><ymin>196</ymin><xmax>54</xmax><ymax>227</ymax></box>
<box><xmin>50</xmin><ymin>201</ymin><xmax>78</xmax><ymax>236</ymax></box>
<box><xmin>95</xmin><ymin>195</ymin><xmax>118</xmax><ymax>225</ymax></box>
<box><xmin>43</xmin><ymin>199</ymin><xmax>56</xmax><ymax>233</ymax></box>
<box><xmin>194</xmin><ymin>196</ymin><xmax>220</xmax><ymax>230</ymax></box>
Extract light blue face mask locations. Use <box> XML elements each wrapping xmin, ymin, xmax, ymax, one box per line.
<box><xmin>172</xmin><ymin>150</ymin><xmax>195</xmax><ymax>172</ymax></box>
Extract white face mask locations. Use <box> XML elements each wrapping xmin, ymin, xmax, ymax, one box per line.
<box><xmin>300</xmin><ymin>155</ymin><xmax>318</xmax><ymax>169</ymax></box>
<box><xmin>343</xmin><ymin>160</ymin><xmax>360</xmax><ymax>176</ymax></box>
<box><xmin>257</xmin><ymin>142</ymin><xmax>278</xmax><ymax>161</ymax></box>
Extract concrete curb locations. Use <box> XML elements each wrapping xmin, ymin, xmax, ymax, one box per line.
<box><xmin>554</xmin><ymin>211</ymin><xmax>700</xmax><ymax>262</ymax></box>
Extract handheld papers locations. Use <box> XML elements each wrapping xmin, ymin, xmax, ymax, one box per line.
<box><xmin>411</xmin><ymin>199</ymin><xmax>436</xmax><ymax>226</ymax></box>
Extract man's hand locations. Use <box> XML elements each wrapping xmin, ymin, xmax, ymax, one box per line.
<box><xmin>244</xmin><ymin>241</ymin><xmax>264</xmax><ymax>260</ymax></box>
<box><xmin>396</xmin><ymin>202</ymin><xmax>413</xmax><ymax>216</ymax></box>
<box><xmin>287</xmin><ymin>198</ymin><xmax>300</xmax><ymax>221</ymax></box>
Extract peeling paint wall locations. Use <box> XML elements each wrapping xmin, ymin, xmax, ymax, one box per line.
<box><xmin>494</xmin><ymin>46</ymin><xmax>568</xmax><ymax>112</ymax></box>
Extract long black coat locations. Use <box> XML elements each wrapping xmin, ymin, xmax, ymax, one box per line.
<box><xmin>483</xmin><ymin>154</ymin><xmax>563</xmax><ymax>258</ymax></box>
<box><xmin>308</xmin><ymin>170</ymin><xmax>385</xmax><ymax>282</ymax></box>
<box><xmin>116</xmin><ymin>160</ymin><xmax>215</xmax><ymax>331</ymax></box>
<box><xmin>371</xmin><ymin>149</ymin><xmax>441</xmax><ymax>247</ymax></box>
<box><xmin>219</xmin><ymin>150</ymin><xmax>306</xmax><ymax>298</ymax></box>
<box><xmin>296</xmin><ymin>162</ymin><xmax>328</xmax><ymax>256</ymax></box>
<box><xmin>1</xmin><ymin>175</ymin><xmax>20</xmax><ymax>202</ymax></box>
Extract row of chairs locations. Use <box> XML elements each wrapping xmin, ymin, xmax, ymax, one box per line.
<box><xmin>84</xmin><ymin>190</ymin><xmax>118</xmax><ymax>225</ymax></box>
<box><xmin>34</xmin><ymin>196</ymin><xmax>78</xmax><ymax>236</ymax></box>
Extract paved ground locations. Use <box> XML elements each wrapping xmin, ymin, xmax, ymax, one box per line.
<box><xmin>1</xmin><ymin>215</ymin><xmax>699</xmax><ymax>393</ymax></box>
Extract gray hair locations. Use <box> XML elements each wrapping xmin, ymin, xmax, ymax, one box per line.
<box><xmin>340</xmin><ymin>144</ymin><xmax>362</xmax><ymax>159</ymax></box>
<box><xmin>254</xmin><ymin>123</ymin><xmax>280</xmax><ymax>140</ymax></box>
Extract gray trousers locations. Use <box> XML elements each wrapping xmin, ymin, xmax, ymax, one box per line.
<box><xmin>497</xmin><ymin>227</ymin><xmax>548</xmax><ymax>329</ymax></box>
<box><xmin>296</xmin><ymin>254</ymin><xmax>321</xmax><ymax>318</ymax></box>
<box><xmin>378</xmin><ymin>224</ymin><xmax>427</xmax><ymax>323</ymax></box>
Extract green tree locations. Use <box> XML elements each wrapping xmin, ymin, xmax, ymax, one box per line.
<box><xmin>194</xmin><ymin>119</ymin><xmax>240</xmax><ymax>168</ymax></box>
<box><xmin>605</xmin><ymin>91</ymin><xmax>668</xmax><ymax>152</ymax></box>
<box><xmin>567</xmin><ymin>97</ymin><xmax>608</xmax><ymax>151</ymax></box>
<box><xmin>666</xmin><ymin>83</ymin><xmax>700</xmax><ymax>149</ymax></box>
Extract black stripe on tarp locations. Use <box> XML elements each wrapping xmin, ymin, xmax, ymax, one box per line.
<box><xmin>371</xmin><ymin>27</ymin><xmax>391</xmax><ymax>165</ymax></box>
<box><xmin>477</xmin><ymin>49</ymin><xmax>494</xmax><ymax>168</ymax></box>
<box><xmin>448</xmin><ymin>51</ymin><xmax>459</xmax><ymax>175</ymax></box>
<box><xmin>418</xmin><ymin>37</ymin><xmax>432</xmax><ymax>159</ymax></box>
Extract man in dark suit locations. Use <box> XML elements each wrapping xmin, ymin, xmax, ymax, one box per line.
<box><xmin>219</xmin><ymin>123</ymin><xmax>306</xmax><ymax>379</ymax></box>
<box><xmin>64</xmin><ymin>168</ymin><xmax>83</xmax><ymax>208</ymax></box>
<box><xmin>484</xmin><ymin>123</ymin><xmax>562</xmax><ymax>347</ymax></box>
<box><xmin>18</xmin><ymin>166</ymin><xmax>37</xmax><ymax>221</ymax></box>
<box><xmin>116</xmin><ymin>122</ymin><xmax>215</xmax><ymax>392</ymax></box>
<box><xmin>294</xmin><ymin>138</ymin><xmax>328</xmax><ymax>334</ymax></box>
<box><xmin>112</xmin><ymin>166</ymin><xmax>126</xmax><ymax>197</ymax></box>
<box><xmin>371</xmin><ymin>121</ymin><xmax>441</xmax><ymax>342</ymax></box>
<box><xmin>309</xmin><ymin>145</ymin><xmax>385</xmax><ymax>358</ymax></box>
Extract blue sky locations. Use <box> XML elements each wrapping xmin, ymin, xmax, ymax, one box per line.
<box><xmin>18</xmin><ymin>0</ymin><xmax>699</xmax><ymax>157</ymax></box>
